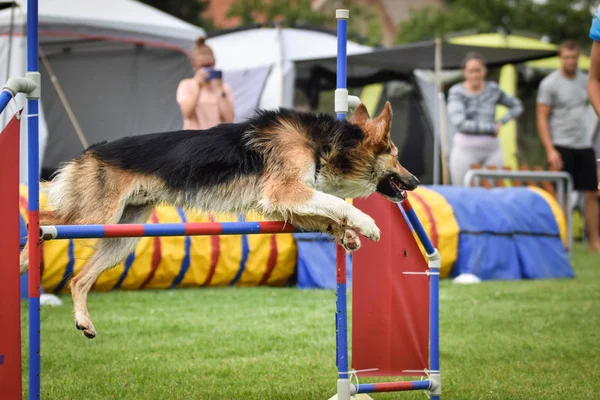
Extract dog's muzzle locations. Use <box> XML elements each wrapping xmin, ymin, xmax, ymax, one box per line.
<box><xmin>376</xmin><ymin>173</ymin><xmax>420</xmax><ymax>202</ymax></box>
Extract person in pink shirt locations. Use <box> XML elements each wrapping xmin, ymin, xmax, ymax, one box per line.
<box><xmin>177</xmin><ymin>37</ymin><xmax>235</xmax><ymax>130</ymax></box>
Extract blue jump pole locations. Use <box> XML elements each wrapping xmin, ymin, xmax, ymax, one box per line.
<box><xmin>334</xmin><ymin>8</ymin><xmax>351</xmax><ymax>400</ymax></box>
<box><xmin>402</xmin><ymin>199</ymin><xmax>441</xmax><ymax>399</ymax></box>
<box><xmin>27</xmin><ymin>0</ymin><xmax>41</xmax><ymax>398</ymax></box>
<box><xmin>39</xmin><ymin>221</ymin><xmax>302</xmax><ymax>240</ymax></box>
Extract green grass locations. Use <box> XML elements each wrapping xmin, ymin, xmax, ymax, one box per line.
<box><xmin>20</xmin><ymin>243</ymin><xmax>600</xmax><ymax>399</ymax></box>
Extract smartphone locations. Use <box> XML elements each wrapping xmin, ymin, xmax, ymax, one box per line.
<box><xmin>205</xmin><ymin>68</ymin><xmax>222</xmax><ymax>81</ymax></box>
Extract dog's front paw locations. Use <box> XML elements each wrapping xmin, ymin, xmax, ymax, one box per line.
<box><xmin>339</xmin><ymin>228</ymin><xmax>361</xmax><ymax>251</ymax></box>
<box><xmin>349</xmin><ymin>213</ymin><xmax>380</xmax><ymax>241</ymax></box>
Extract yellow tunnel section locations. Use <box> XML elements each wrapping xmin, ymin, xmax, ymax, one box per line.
<box><xmin>19</xmin><ymin>185</ymin><xmax>297</xmax><ymax>294</ymax></box>
<box><xmin>406</xmin><ymin>187</ymin><xmax>459</xmax><ymax>278</ymax></box>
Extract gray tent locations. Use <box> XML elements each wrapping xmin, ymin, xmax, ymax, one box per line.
<box><xmin>0</xmin><ymin>0</ymin><xmax>208</xmax><ymax>182</ymax></box>
<box><xmin>295</xmin><ymin>40</ymin><xmax>558</xmax><ymax>184</ymax></box>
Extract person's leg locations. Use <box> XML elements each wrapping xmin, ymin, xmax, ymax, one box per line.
<box><xmin>584</xmin><ymin>191</ymin><xmax>600</xmax><ymax>251</ymax></box>
<box><xmin>449</xmin><ymin>141</ymin><xmax>485</xmax><ymax>186</ymax></box>
<box><xmin>575</xmin><ymin>148</ymin><xmax>600</xmax><ymax>251</ymax></box>
<box><xmin>482</xmin><ymin>139</ymin><xmax>505</xmax><ymax>169</ymax></box>
<box><xmin>555</xmin><ymin>146</ymin><xmax>575</xmax><ymax>221</ymax></box>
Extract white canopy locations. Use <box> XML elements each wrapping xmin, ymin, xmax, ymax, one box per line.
<box><xmin>207</xmin><ymin>26</ymin><xmax>372</xmax><ymax>110</ymax></box>
<box><xmin>0</xmin><ymin>0</ymin><xmax>206</xmax><ymax>48</ymax></box>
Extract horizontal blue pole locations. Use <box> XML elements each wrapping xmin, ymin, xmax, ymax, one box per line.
<box><xmin>40</xmin><ymin>221</ymin><xmax>305</xmax><ymax>240</ymax></box>
<box><xmin>0</xmin><ymin>90</ymin><xmax>13</xmax><ymax>116</ymax></box>
<box><xmin>356</xmin><ymin>380</ymin><xmax>431</xmax><ymax>393</ymax></box>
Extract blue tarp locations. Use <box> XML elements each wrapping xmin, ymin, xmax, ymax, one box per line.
<box><xmin>294</xmin><ymin>232</ymin><xmax>352</xmax><ymax>289</ymax></box>
<box><xmin>427</xmin><ymin>185</ymin><xmax>574</xmax><ymax>280</ymax></box>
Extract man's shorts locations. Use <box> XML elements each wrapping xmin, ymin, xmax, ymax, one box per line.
<box><xmin>555</xmin><ymin>146</ymin><xmax>599</xmax><ymax>191</ymax></box>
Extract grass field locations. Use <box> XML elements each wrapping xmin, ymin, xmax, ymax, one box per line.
<box><xmin>19</xmin><ymin>243</ymin><xmax>600</xmax><ymax>399</ymax></box>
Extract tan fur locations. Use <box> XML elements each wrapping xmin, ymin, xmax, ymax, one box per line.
<box><xmin>20</xmin><ymin>102</ymin><xmax>418</xmax><ymax>339</ymax></box>
<box><xmin>49</xmin><ymin>156</ymin><xmax>167</xmax><ymax>226</ymax></box>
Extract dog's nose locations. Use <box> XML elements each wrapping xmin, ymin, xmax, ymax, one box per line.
<box><xmin>401</xmin><ymin>174</ymin><xmax>420</xmax><ymax>190</ymax></box>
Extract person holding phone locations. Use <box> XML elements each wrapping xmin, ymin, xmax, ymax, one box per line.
<box><xmin>177</xmin><ymin>37</ymin><xmax>235</xmax><ymax>130</ymax></box>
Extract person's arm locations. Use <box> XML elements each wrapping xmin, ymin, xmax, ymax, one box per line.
<box><xmin>177</xmin><ymin>70</ymin><xmax>209</xmax><ymax>119</ymax></box>
<box><xmin>536</xmin><ymin>82</ymin><xmax>563</xmax><ymax>170</ymax></box>
<box><xmin>177</xmin><ymin>80</ymin><xmax>201</xmax><ymax>119</ymax></box>
<box><xmin>588</xmin><ymin>8</ymin><xmax>600</xmax><ymax>116</ymax></box>
<box><xmin>497</xmin><ymin>89</ymin><xmax>524</xmax><ymax>124</ymax></box>
<box><xmin>588</xmin><ymin>41</ymin><xmax>600</xmax><ymax>117</ymax></box>
<box><xmin>216</xmin><ymin>83</ymin><xmax>234</xmax><ymax>123</ymax></box>
<box><xmin>446</xmin><ymin>87</ymin><xmax>496</xmax><ymax>135</ymax></box>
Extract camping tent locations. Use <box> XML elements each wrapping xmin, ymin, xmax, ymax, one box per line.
<box><xmin>295</xmin><ymin>39</ymin><xmax>558</xmax><ymax>184</ymax></box>
<box><xmin>0</xmin><ymin>0</ymin><xmax>207</xmax><ymax>183</ymax></box>
<box><xmin>445</xmin><ymin>32</ymin><xmax>591</xmax><ymax>71</ymax></box>
<box><xmin>295</xmin><ymin>39</ymin><xmax>558</xmax><ymax>76</ymax></box>
<box><xmin>206</xmin><ymin>25</ymin><xmax>372</xmax><ymax>113</ymax></box>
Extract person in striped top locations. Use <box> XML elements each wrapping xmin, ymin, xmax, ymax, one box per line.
<box><xmin>446</xmin><ymin>52</ymin><xmax>523</xmax><ymax>186</ymax></box>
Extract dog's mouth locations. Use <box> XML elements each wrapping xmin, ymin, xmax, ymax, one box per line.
<box><xmin>376</xmin><ymin>173</ymin><xmax>419</xmax><ymax>202</ymax></box>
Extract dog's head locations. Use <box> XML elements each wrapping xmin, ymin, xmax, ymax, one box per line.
<box><xmin>344</xmin><ymin>101</ymin><xmax>419</xmax><ymax>202</ymax></box>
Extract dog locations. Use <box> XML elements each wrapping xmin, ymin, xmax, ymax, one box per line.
<box><xmin>19</xmin><ymin>101</ymin><xmax>419</xmax><ymax>339</ymax></box>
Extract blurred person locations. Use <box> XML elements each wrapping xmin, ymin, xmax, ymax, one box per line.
<box><xmin>177</xmin><ymin>37</ymin><xmax>234</xmax><ymax>129</ymax></box>
<box><xmin>537</xmin><ymin>40</ymin><xmax>600</xmax><ymax>252</ymax></box>
<box><xmin>588</xmin><ymin>5</ymin><xmax>600</xmax><ymax>118</ymax></box>
<box><xmin>588</xmin><ymin>10</ymin><xmax>600</xmax><ymax>222</ymax></box>
<box><xmin>447</xmin><ymin>52</ymin><xmax>523</xmax><ymax>186</ymax></box>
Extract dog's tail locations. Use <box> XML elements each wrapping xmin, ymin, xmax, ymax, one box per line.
<box><xmin>47</xmin><ymin>161</ymin><xmax>77</xmax><ymax>213</ymax></box>
<box><xmin>20</xmin><ymin>159</ymin><xmax>87</xmax><ymax>275</ymax></box>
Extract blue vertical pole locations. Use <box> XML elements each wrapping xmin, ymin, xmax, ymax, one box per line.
<box><xmin>27</xmin><ymin>0</ymin><xmax>41</xmax><ymax>398</ymax></box>
<box><xmin>402</xmin><ymin>199</ymin><xmax>441</xmax><ymax>398</ymax></box>
<box><xmin>336</xmin><ymin>14</ymin><xmax>347</xmax><ymax>121</ymax></box>
<box><xmin>335</xmin><ymin>9</ymin><xmax>349</xmax><ymax>391</ymax></box>
<box><xmin>430</xmin><ymin>263</ymin><xmax>440</xmax><ymax>400</ymax></box>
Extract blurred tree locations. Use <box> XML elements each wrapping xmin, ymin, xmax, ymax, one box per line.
<box><xmin>396</xmin><ymin>0</ymin><xmax>597</xmax><ymax>49</ymax></box>
<box><xmin>226</xmin><ymin>0</ymin><xmax>382</xmax><ymax>46</ymax></box>
<box><xmin>226</xmin><ymin>0</ymin><xmax>263</xmax><ymax>25</ymax></box>
<box><xmin>139</xmin><ymin>0</ymin><xmax>214</xmax><ymax>31</ymax></box>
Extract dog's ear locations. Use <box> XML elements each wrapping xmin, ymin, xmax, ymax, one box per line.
<box><xmin>373</xmin><ymin>101</ymin><xmax>392</xmax><ymax>141</ymax></box>
<box><xmin>350</xmin><ymin>103</ymin><xmax>370</xmax><ymax>126</ymax></box>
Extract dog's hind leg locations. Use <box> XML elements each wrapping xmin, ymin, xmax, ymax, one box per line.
<box><xmin>69</xmin><ymin>204</ymin><xmax>153</xmax><ymax>339</ymax></box>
